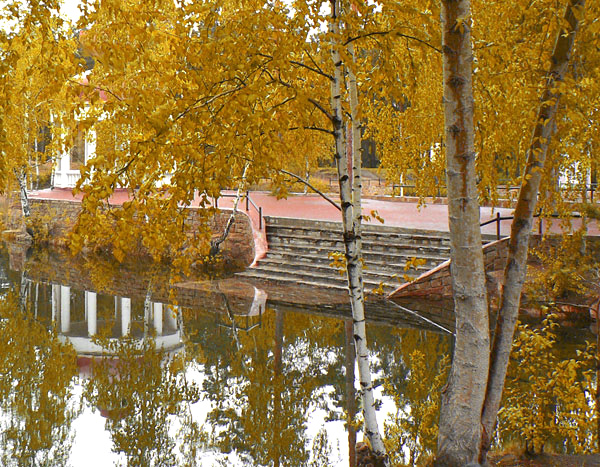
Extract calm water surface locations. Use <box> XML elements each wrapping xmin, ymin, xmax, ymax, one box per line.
<box><xmin>0</xmin><ymin>242</ymin><xmax>595</xmax><ymax>466</ymax></box>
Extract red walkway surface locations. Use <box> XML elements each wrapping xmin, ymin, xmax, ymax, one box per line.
<box><xmin>30</xmin><ymin>188</ymin><xmax>600</xmax><ymax>263</ymax></box>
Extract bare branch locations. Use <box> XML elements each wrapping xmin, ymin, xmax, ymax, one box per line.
<box><xmin>279</xmin><ymin>169</ymin><xmax>341</xmax><ymax>211</ymax></box>
<box><xmin>69</xmin><ymin>79</ymin><xmax>125</xmax><ymax>102</ymax></box>
<box><xmin>289</xmin><ymin>125</ymin><xmax>335</xmax><ymax>135</ymax></box>
<box><xmin>308</xmin><ymin>97</ymin><xmax>334</xmax><ymax>122</ymax></box>
<box><xmin>344</xmin><ymin>30</ymin><xmax>442</xmax><ymax>54</ymax></box>
<box><xmin>289</xmin><ymin>59</ymin><xmax>334</xmax><ymax>81</ymax></box>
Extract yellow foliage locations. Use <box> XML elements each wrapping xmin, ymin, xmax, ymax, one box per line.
<box><xmin>529</xmin><ymin>232</ymin><xmax>596</xmax><ymax>300</ymax></box>
<box><xmin>0</xmin><ymin>293</ymin><xmax>80</xmax><ymax>465</ymax></box>
<box><xmin>384</xmin><ymin>348</ymin><xmax>450</xmax><ymax>466</ymax></box>
<box><xmin>498</xmin><ymin>316</ymin><xmax>597</xmax><ymax>454</ymax></box>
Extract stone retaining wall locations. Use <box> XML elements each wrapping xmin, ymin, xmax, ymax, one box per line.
<box><xmin>389</xmin><ymin>237</ymin><xmax>511</xmax><ymax>300</ymax></box>
<box><xmin>8</xmin><ymin>198</ymin><xmax>255</xmax><ymax>269</ymax></box>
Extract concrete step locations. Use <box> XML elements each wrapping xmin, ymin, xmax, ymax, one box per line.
<box><xmin>238</xmin><ymin>216</ymin><xmax>453</xmax><ymax>292</ymax></box>
<box><xmin>262</xmin><ymin>250</ymin><xmax>442</xmax><ymax>273</ymax></box>
<box><xmin>255</xmin><ymin>257</ymin><xmax>415</xmax><ymax>282</ymax></box>
<box><xmin>237</xmin><ymin>268</ymin><xmax>348</xmax><ymax>291</ymax></box>
<box><xmin>265</xmin><ymin>216</ymin><xmax>452</xmax><ymax>238</ymax></box>
<box><xmin>237</xmin><ymin>265</ymin><xmax>401</xmax><ymax>292</ymax></box>
<box><xmin>266</xmin><ymin>233</ymin><xmax>451</xmax><ymax>257</ymax></box>
<box><xmin>266</xmin><ymin>225</ymin><xmax>452</xmax><ymax>247</ymax></box>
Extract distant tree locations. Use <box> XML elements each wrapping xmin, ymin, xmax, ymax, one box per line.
<box><xmin>0</xmin><ymin>1</ymin><xmax>80</xmax><ymax>222</ymax></box>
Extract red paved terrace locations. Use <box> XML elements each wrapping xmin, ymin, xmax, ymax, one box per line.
<box><xmin>29</xmin><ymin>188</ymin><xmax>600</xmax><ymax>262</ymax></box>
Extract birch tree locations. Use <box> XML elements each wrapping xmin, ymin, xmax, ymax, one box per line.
<box><xmin>69</xmin><ymin>0</ymin><xmax>389</xmax><ymax>454</ymax></box>
<box><xmin>480</xmin><ymin>0</ymin><xmax>587</xmax><ymax>459</ymax></box>
<box><xmin>434</xmin><ymin>1</ymin><xmax>490</xmax><ymax>465</ymax></box>
<box><xmin>0</xmin><ymin>2</ymin><xmax>79</xmax><ymax>225</ymax></box>
<box><xmin>358</xmin><ymin>1</ymin><xmax>597</xmax><ymax>461</ymax></box>
<box><xmin>328</xmin><ymin>0</ymin><xmax>387</xmax><ymax>459</ymax></box>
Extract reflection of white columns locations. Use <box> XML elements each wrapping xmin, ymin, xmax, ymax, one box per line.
<box><xmin>166</xmin><ymin>305</ymin><xmax>178</xmax><ymax>330</ymax></box>
<box><xmin>60</xmin><ymin>286</ymin><xmax>71</xmax><ymax>333</ymax></box>
<box><xmin>121</xmin><ymin>297</ymin><xmax>131</xmax><ymax>336</ymax></box>
<box><xmin>51</xmin><ymin>284</ymin><xmax>60</xmax><ymax>323</ymax></box>
<box><xmin>250</xmin><ymin>287</ymin><xmax>267</xmax><ymax>316</ymax></box>
<box><xmin>86</xmin><ymin>291</ymin><xmax>97</xmax><ymax>336</ymax></box>
<box><xmin>153</xmin><ymin>303</ymin><xmax>163</xmax><ymax>335</ymax></box>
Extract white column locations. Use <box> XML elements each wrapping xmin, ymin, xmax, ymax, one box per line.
<box><xmin>121</xmin><ymin>297</ymin><xmax>131</xmax><ymax>336</ymax></box>
<box><xmin>86</xmin><ymin>291</ymin><xmax>97</xmax><ymax>336</ymax></box>
<box><xmin>167</xmin><ymin>305</ymin><xmax>178</xmax><ymax>331</ymax></box>
<box><xmin>51</xmin><ymin>284</ymin><xmax>60</xmax><ymax>323</ymax></box>
<box><xmin>53</xmin><ymin>151</ymin><xmax>72</xmax><ymax>188</ymax></box>
<box><xmin>153</xmin><ymin>303</ymin><xmax>163</xmax><ymax>335</ymax></box>
<box><xmin>60</xmin><ymin>285</ymin><xmax>70</xmax><ymax>333</ymax></box>
<box><xmin>60</xmin><ymin>150</ymin><xmax>70</xmax><ymax>173</ymax></box>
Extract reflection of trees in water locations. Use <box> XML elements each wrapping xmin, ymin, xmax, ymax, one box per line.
<box><xmin>0</xmin><ymin>293</ymin><xmax>80</xmax><ymax>466</ymax></box>
<box><xmin>82</xmin><ymin>338</ymin><xmax>201</xmax><ymax>466</ymax></box>
<box><xmin>497</xmin><ymin>320</ymin><xmax>597</xmax><ymax>455</ymax></box>
<box><xmin>191</xmin><ymin>308</ymin><xmax>346</xmax><ymax>466</ymax></box>
<box><xmin>371</xmin><ymin>327</ymin><xmax>451</xmax><ymax>466</ymax></box>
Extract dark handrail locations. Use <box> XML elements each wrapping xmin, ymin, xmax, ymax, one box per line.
<box><xmin>480</xmin><ymin>212</ymin><xmax>513</xmax><ymax>240</ymax></box>
<box><xmin>214</xmin><ymin>192</ymin><xmax>264</xmax><ymax>229</ymax></box>
<box><xmin>481</xmin><ymin>211</ymin><xmax>584</xmax><ymax>240</ymax></box>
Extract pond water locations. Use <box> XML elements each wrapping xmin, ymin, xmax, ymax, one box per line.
<box><xmin>0</xmin><ymin>242</ymin><xmax>596</xmax><ymax>466</ymax></box>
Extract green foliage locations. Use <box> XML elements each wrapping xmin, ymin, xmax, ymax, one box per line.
<box><xmin>498</xmin><ymin>316</ymin><xmax>597</xmax><ymax>454</ymax></box>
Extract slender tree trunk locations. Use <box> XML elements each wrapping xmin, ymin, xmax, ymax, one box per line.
<box><xmin>345</xmin><ymin>319</ymin><xmax>357</xmax><ymax>467</ymax></box>
<box><xmin>210</xmin><ymin>162</ymin><xmax>250</xmax><ymax>255</ymax></box>
<box><xmin>596</xmin><ymin>310</ymin><xmax>600</xmax><ymax>451</ymax></box>
<box><xmin>19</xmin><ymin>269</ymin><xmax>29</xmax><ymax>312</ymax></box>
<box><xmin>480</xmin><ymin>1</ymin><xmax>585</xmax><ymax>460</ymax></box>
<box><xmin>302</xmin><ymin>158</ymin><xmax>310</xmax><ymax>195</ymax></box>
<box><xmin>435</xmin><ymin>1</ymin><xmax>490</xmax><ymax>465</ymax></box>
<box><xmin>143</xmin><ymin>280</ymin><xmax>152</xmax><ymax>337</ymax></box>
<box><xmin>348</xmin><ymin>42</ymin><xmax>362</xmax><ymax>239</ymax></box>
<box><xmin>329</xmin><ymin>0</ymin><xmax>387</xmax><ymax>460</ymax></box>
<box><xmin>35</xmin><ymin>138</ymin><xmax>40</xmax><ymax>190</ymax></box>
<box><xmin>273</xmin><ymin>309</ymin><xmax>284</xmax><ymax>467</ymax></box>
<box><xmin>15</xmin><ymin>169</ymin><xmax>31</xmax><ymax>219</ymax></box>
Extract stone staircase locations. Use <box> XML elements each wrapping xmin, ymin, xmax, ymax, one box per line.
<box><xmin>237</xmin><ymin>216</ymin><xmax>454</xmax><ymax>294</ymax></box>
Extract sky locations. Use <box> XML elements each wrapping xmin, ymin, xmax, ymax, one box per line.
<box><xmin>61</xmin><ymin>0</ymin><xmax>83</xmax><ymax>22</ymax></box>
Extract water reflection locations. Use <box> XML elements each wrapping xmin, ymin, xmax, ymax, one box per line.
<box><xmin>4</xmin><ymin>243</ymin><xmax>401</xmax><ymax>465</ymax></box>
<box><xmin>51</xmin><ymin>285</ymin><xmax>183</xmax><ymax>354</ymax></box>
<box><xmin>0</xmin><ymin>295</ymin><xmax>80</xmax><ymax>467</ymax></box>
<box><xmin>2</xmin><ymin>242</ymin><xmax>595</xmax><ymax>465</ymax></box>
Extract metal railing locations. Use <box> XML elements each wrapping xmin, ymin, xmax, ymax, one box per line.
<box><xmin>481</xmin><ymin>211</ymin><xmax>584</xmax><ymax>241</ymax></box>
<box><xmin>480</xmin><ymin>212</ymin><xmax>514</xmax><ymax>240</ymax></box>
<box><xmin>214</xmin><ymin>192</ymin><xmax>264</xmax><ymax>229</ymax></box>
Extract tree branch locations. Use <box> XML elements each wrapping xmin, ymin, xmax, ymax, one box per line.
<box><xmin>288</xmin><ymin>125</ymin><xmax>335</xmax><ymax>135</ymax></box>
<box><xmin>279</xmin><ymin>169</ymin><xmax>341</xmax><ymax>211</ymax></box>
<box><xmin>344</xmin><ymin>30</ymin><xmax>442</xmax><ymax>54</ymax></box>
<box><xmin>289</xmin><ymin>59</ymin><xmax>334</xmax><ymax>81</ymax></box>
<box><xmin>308</xmin><ymin>97</ymin><xmax>334</xmax><ymax>122</ymax></box>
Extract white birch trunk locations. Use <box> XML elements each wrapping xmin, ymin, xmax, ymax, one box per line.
<box><xmin>15</xmin><ymin>169</ymin><xmax>31</xmax><ymax>219</ymax></box>
<box><xmin>329</xmin><ymin>1</ymin><xmax>387</xmax><ymax>460</ymax></box>
<box><xmin>435</xmin><ymin>0</ymin><xmax>490</xmax><ymax>465</ymax></box>
<box><xmin>210</xmin><ymin>162</ymin><xmax>250</xmax><ymax>254</ymax></box>
<box><xmin>480</xmin><ymin>0</ymin><xmax>585</xmax><ymax>459</ymax></box>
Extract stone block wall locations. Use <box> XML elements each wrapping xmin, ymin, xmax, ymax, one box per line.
<box><xmin>389</xmin><ymin>237</ymin><xmax>511</xmax><ymax>300</ymax></box>
<box><xmin>8</xmin><ymin>242</ymin><xmax>259</xmax><ymax>316</ymax></box>
<box><xmin>9</xmin><ymin>198</ymin><xmax>255</xmax><ymax>269</ymax></box>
